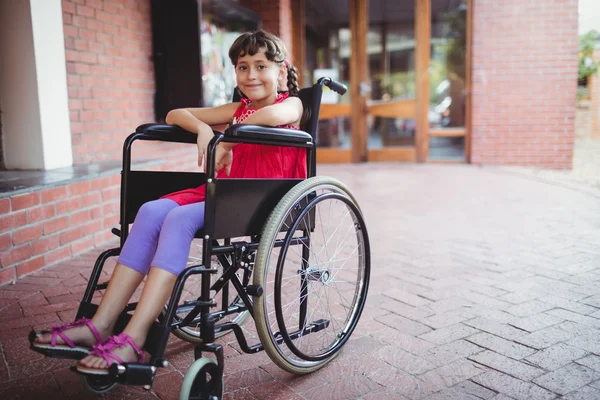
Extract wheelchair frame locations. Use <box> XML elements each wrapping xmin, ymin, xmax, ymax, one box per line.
<box><xmin>36</xmin><ymin>78</ymin><xmax>370</xmax><ymax>399</ymax></box>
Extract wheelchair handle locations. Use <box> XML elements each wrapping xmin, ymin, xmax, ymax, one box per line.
<box><xmin>317</xmin><ymin>77</ymin><xmax>347</xmax><ymax>95</ymax></box>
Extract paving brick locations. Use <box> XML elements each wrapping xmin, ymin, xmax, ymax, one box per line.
<box><xmin>223</xmin><ymin>367</ymin><xmax>275</xmax><ymax>392</ymax></box>
<box><xmin>418</xmin><ymin>359</ymin><xmax>488</xmax><ymax>389</ymax></box>
<box><xmin>366</xmin><ymin>366</ymin><xmax>439</xmax><ymax>400</ymax></box>
<box><xmin>545</xmin><ymin>308</ymin><xmax>600</xmax><ymax>328</ymax></box>
<box><xmin>424</xmin><ymin>340</ymin><xmax>485</xmax><ymax>367</ymax></box>
<box><xmin>509</xmin><ymin>313</ymin><xmax>565</xmax><ymax>332</ymax></box>
<box><xmin>420</xmin><ymin>309</ymin><xmax>475</xmax><ymax>329</ymax></box>
<box><xmin>469</xmin><ymin>350</ymin><xmax>545</xmax><ymax>381</ymax></box>
<box><xmin>561</xmin><ymin>385</ymin><xmax>600</xmax><ymax>400</ymax></box>
<box><xmin>533</xmin><ymin>363</ymin><xmax>600</xmax><ymax>396</ymax></box>
<box><xmin>377</xmin><ymin>345</ymin><xmax>436</xmax><ymax>375</ymax></box>
<box><xmin>525</xmin><ymin>343</ymin><xmax>589</xmax><ymax>371</ymax></box>
<box><xmin>472</xmin><ymin>370</ymin><xmax>556</xmax><ymax>400</ymax></box>
<box><xmin>538</xmin><ymin>295</ymin><xmax>598</xmax><ymax>315</ymax></box>
<box><xmin>223</xmin><ymin>389</ymin><xmax>259</xmax><ymax>399</ymax></box>
<box><xmin>362</xmin><ymin>389</ymin><xmax>409</xmax><ymax>400</ymax></box>
<box><xmin>0</xmin><ymin>372</ymin><xmax>64</xmax><ymax>399</ymax></box>
<box><xmin>375</xmin><ymin>312</ymin><xmax>432</xmax><ymax>336</ymax></box>
<box><xmin>575</xmin><ymin>355</ymin><xmax>600</xmax><ymax>372</ymax></box>
<box><xmin>515</xmin><ymin>325</ymin><xmax>577</xmax><ymax>349</ymax></box>
<box><xmin>383</xmin><ymin>288</ymin><xmax>432</xmax><ymax>307</ymax></box>
<box><xmin>464</xmin><ymin>317</ymin><xmax>528</xmax><ymax>340</ymax></box>
<box><xmin>505</xmin><ymin>300</ymin><xmax>555</xmax><ymax>317</ymax></box>
<box><xmin>419</xmin><ymin>323</ymin><xmax>480</xmax><ymax>345</ymax></box>
<box><xmin>450</xmin><ymin>380</ymin><xmax>498</xmax><ymax>399</ymax></box>
<box><xmin>466</xmin><ymin>332</ymin><xmax>536</xmax><ymax>360</ymax></box>
<box><xmin>380</xmin><ymin>300</ymin><xmax>434</xmax><ymax>320</ymax></box>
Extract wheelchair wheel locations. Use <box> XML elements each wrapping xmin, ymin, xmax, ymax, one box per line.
<box><xmin>253</xmin><ymin>177</ymin><xmax>370</xmax><ymax>374</ymax></box>
<box><xmin>166</xmin><ymin>242</ymin><xmax>250</xmax><ymax>344</ymax></box>
<box><xmin>179</xmin><ymin>357</ymin><xmax>223</xmax><ymax>400</ymax></box>
<box><xmin>80</xmin><ymin>374</ymin><xmax>117</xmax><ymax>395</ymax></box>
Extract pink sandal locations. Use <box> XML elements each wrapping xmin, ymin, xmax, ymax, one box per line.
<box><xmin>76</xmin><ymin>333</ymin><xmax>145</xmax><ymax>376</ymax></box>
<box><xmin>30</xmin><ymin>317</ymin><xmax>103</xmax><ymax>359</ymax></box>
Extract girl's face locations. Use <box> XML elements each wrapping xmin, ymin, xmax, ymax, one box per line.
<box><xmin>235</xmin><ymin>48</ymin><xmax>285</xmax><ymax>105</ymax></box>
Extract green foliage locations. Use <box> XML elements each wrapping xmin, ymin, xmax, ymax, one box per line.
<box><xmin>579</xmin><ymin>30</ymin><xmax>599</xmax><ymax>81</ymax></box>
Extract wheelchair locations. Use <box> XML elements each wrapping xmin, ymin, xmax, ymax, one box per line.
<box><xmin>31</xmin><ymin>77</ymin><xmax>371</xmax><ymax>399</ymax></box>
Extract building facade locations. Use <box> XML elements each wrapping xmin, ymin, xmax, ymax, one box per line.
<box><xmin>0</xmin><ymin>0</ymin><xmax>579</xmax><ymax>284</ymax></box>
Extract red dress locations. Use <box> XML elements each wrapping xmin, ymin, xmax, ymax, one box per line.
<box><xmin>162</xmin><ymin>92</ymin><xmax>307</xmax><ymax>206</ymax></box>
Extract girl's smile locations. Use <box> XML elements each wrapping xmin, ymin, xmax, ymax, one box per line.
<box><xmin>235</xmin><ymin>49</ymin><xmax>285</xmax><ymax>108</ymax></box>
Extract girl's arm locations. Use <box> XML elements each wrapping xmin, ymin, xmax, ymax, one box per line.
<box><xmin>166</xmin><ymin>102</ymin><xmax>240</xmax><ymax>170</ymax></box>
<box><xmin>165</xmin><ymin>102</ymin><xmax>240</xmax><ymax>133</ymax></box>
<box><xmin>219</xmin><ymin>97</ymin><xmax>303</xmax><ymax>151</ymax></box>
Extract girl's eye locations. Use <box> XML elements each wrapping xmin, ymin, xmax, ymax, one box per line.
<box><xmin>237</xmin><ymin>65</ymin><xmax>247</xmax><ymax>71</ymax></box>
<box><xmin>258</xmin><ymin>65</ymin><xmax>266</xmax><ymax>70</ymax></box>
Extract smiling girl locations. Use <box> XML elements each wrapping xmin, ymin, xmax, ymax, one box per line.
<box><xmin>32</xmin><ymin>30</ymin><xmax>305</xmax><ymax>375</ymax></box>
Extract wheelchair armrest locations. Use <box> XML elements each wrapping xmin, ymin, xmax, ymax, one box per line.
<box><xmin>224</xmin><ymin>124</ymin><xmax>312</xmax><ymax>145</ymax></box>
<box><xmin>135</xmin><ymin>123</ymin><xmax>197</xmax><ymax>144</ymax></box>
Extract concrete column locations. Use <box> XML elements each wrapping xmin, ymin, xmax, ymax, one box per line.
<box><xmin>0</xmin><ymin>0</ymin><xmax>72</xmax><ymax>170</ymax></box>
<box><xmin>591</xmin><ymin>47</ymin><xmax>600</xmax><ymax>139</ymax></box>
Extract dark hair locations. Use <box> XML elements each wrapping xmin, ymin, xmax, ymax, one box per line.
<box><xmin>228</xmin><ymin>30</ymin><xmax>300</xmax><ymax>97</ymax></box>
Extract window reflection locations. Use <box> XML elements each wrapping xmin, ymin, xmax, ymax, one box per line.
<box><xmin>429</xmin><ymin>0</ymin><xmax>467</xmax><ymax>160</ymax></box>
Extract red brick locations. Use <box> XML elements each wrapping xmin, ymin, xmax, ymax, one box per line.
<box><xmin>27</xmin><ymin>204</ymin><xmax>56</xmax><ymax>223</ymax></box>
<box><xmin>69</xmin><ymin>209</ymin><xmax>92</xmax><ymax>226</ymax></box>
<box><xmin>10</xmin><ymin>193</ymin><xmax>41</xmax><ymax>211</ymax></box>
<box><xmin>55</xmin><ymin>197</ymin><xmax>81</xmax><ymax>215</ymax></box>
<box><xmin>76</xmin><ymin>4</ymin><xmax>94</xmax><ymax>17</ymax></box>
<box><xmin>44</xmin><ymin>246</ymin><xmax>71</xmax><ymax>266</ymax></box>
<box><xmin>41</xmin><ymin>187</ymin><xmax>68</xmax><ymax>204</ymax></box>
<box><xmin>31</xmin><ymin>235</ymin><xmax>60</xmax><ymax>256</ymax></box>
<box><xmin>71</xmin><ymin>237</ymin><xmax>95</xmax><ymax>255</ymax></box>
<box><xmin>0</xmin><ymin>244</ymin><xmax>32</xmax><ymax>267</ymax></box>
<box><xmin>12</xmin><ymin>224</ymin><xmax>43</xmax><ymax>245</ymax></box>
<box><xmin>0</xmin><ymin>267</ymin><xmax>16</xmax><ymax>286</ymax></box>
<box><xmin>0</xmin><ymin>211</ymin><xmax>28</xmax><ymax>233</ymax></box>
<box><xmin>59</xmin><ymin>226</ymin><xmax>83</xmax><ymax>246</ymax></box>
<box><xmin>0</xmin><ymin>198</ymin><xmax>10</xmax><ymax>214</ymax></box>
<box><xmin>43</xmin><ymin>216</ymin><xmax>69</xmax><ymax>235</ymax></box>
<box><xmin>0</xmin><ymin>233</ymin><xmax>11</xmax><ymax>251</ymax></box>
<box><xmin>16</xmin><ymin>256</ymin><xmax>46</xmax><ymax>278</ymax></box>
<box><xmin>82</xmin><ymin>220</ymin><xmax>103</xmax><ymax>236</ymax></box>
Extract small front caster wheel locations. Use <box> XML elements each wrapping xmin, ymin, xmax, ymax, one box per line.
<box><xmin>179</xmin><ymin>357</ymin><xmax>223</xmax><ymax>400</ymax></box>
<box><xmin>80</xmin><ymin>373</ymin><xmax>117</xmax><ymax>395</ymax></box>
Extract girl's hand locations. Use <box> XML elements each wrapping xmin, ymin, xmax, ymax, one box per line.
<box><xmin>214</xmin><ymin>145</ymin><xmax>233</xmax><ymax>176</ymax></box>
<box><xmin>196</xmin><ymin>127</ymin><xmax>214</xmax><ymax>171</ymax></box>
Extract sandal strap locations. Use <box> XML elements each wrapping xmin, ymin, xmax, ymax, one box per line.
<box><xmin>50</xmin><ymin>317</ymin><xmax>101</xmax><ymax>348</ymax></box>
<box><xmin>91</xmin><ymin>333</ymin><xmax>145</xmax><ymax>366</ymax></box>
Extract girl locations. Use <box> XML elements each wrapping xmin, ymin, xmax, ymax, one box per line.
<box><xmin>32</xmin><ymin>30</ymin><xmax>305</xmax><ymax>375</ymax></box>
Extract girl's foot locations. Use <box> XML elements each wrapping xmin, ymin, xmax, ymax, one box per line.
<box><xmin>77</xmin><ymin>333</ymin><xmax>145</xmax><ymax>375</ymax></box>
<box><xmin>31</xmin><ymin>318</ymin><xmax>106</xmax><ymax>358</ymax></box>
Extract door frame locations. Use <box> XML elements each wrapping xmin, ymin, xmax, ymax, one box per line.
<box><xmin>295</xmin><ymin>0</ymin><xmax>472</xmax><ymax>164</ymax></box>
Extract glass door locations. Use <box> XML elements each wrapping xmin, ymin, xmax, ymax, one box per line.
<box><xmin>304</xmin><ymin>0</ymin><xmax>353</xmax><ymax>163</ymax></box>
<box><xmin>302</xmin><ymin>0</ymin><xmax>470</xmax><ymax>163</ymax></box>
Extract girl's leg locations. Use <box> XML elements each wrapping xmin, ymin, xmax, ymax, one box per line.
<box><xmin>34</xmin><ymin>199</ymin><xmax>179</xmax><ymax>347</ymax></box>
<box><xmin>79</xmin><ymin>202</ymin><xmax>205</xmax><ymax>369</ymax></box>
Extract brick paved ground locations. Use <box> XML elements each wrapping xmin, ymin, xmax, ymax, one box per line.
<box><xmin>2</xmin><ymin>162</ymin><xmax>600</xmax><ymax>400</ymax></box>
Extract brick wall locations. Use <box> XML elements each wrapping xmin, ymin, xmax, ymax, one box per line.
<box><xmin>240</xmin><ymin>0</ymin><xmax>294</xmax><ymax>56</ymax></box>
<box><xmin>63</xmin><ymin>0</ymin><xmax>156</xmax><ymax>164</ymax></box>
<box><xmin>0</xmin><ymin>144</ymin><xmax>197</xmax><ymax>286</ymax></box>
<box><xmin>470</xmin><ymin>0</ymin><xmax>578</xmax><ymax>169</ymax></box>
<box><xmin>0</xmin><ymin>0</ymin><xmax>199</xmax><ymax>285</ymax></box>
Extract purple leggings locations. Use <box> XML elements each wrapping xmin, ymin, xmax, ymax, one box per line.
<box><xmin>117</xmin><ymin>199</ymin><xmax>205</xmax><ymax>276</ymax></box>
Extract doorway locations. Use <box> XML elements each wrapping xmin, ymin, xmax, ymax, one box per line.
<box><xmin>301</xmin><ymin>0</ymin><xmax>470</xmax><ymax>163</ymax></box>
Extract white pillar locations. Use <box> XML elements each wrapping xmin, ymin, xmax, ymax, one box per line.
<box><xmin>0</xmin><ymin>0</ymin><xmax>72</xmax><ymax>170</ymax></box>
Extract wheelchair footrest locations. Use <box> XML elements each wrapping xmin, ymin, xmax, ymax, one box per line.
<box><xmin>108</xmin><ymin>363</ymin><xmax>156</xmax><ymax>386</ymax></box>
